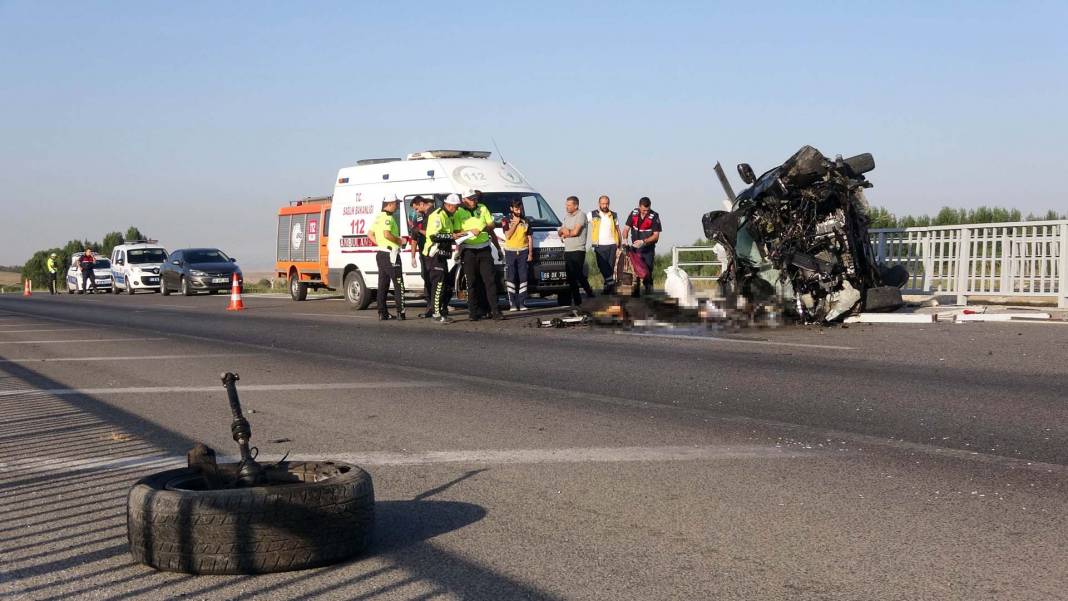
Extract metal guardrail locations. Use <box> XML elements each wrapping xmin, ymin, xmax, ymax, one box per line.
<box><xmin>672</xmin><ymin>220</ymin><xmax>1068</xmax><ymax>307</ymax></box>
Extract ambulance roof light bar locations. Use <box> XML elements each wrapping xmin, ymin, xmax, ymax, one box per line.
<box><xmin>406</xmin><ymin>150</ymin><xmax>492</xmax><ymax>160</ymax></box>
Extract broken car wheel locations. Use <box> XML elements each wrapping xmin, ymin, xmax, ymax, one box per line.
<box><xmin>127</xmin><ymin>460</ymin><xmax>374</xmax><ymax>574</ymax></box>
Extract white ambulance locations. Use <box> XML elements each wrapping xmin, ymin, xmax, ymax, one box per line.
<box><xmin>326</xmin><ymin>150</ymin><xmax>568</xmax><ymax>309</ymax></box>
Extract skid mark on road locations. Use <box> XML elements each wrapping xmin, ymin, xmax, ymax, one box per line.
<box><xmin>0</xmin><ymin>381</ymin><xmax>435</xmax><ymax>398</ymax></box>
<box><xmin>621</xmin><ymin>331</ymin><xmax>856</xmax><ymax>351</ymax></box>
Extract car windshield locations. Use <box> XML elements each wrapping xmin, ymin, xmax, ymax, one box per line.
<box><xmin>185</xmin><ymin>250</ymin><xmax>231</xmax><ymax>264</ymax></box>
<box><xmin>475</xmin><ymin>193</ymin><xmax>562</xmax><ymax>228</ymax></box>
<box><xmin>93</xmin><ymin>259</ymin><xmax>111</xmax><ymax>269</ymax></box>
<box><xmin>128</xmin><ymin>249</ymin><xmax>167</xmax><ymax>264</ymax></box>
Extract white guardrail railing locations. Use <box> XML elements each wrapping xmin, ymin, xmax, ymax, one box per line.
<box><xmin>672</xmin><ymin>220</ymin><xmax>1068</xmax><ymax>307</ymax></box>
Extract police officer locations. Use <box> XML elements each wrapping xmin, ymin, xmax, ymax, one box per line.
<box><xmin>368</xmin><ymin>194</ymin><xmax>406</xmax><ymax>320</ymax></box>
<box><xmin>424</xmin><ymin>194</ymin><xmax>462</xmax><ymax>323</ymax></box>
<box><xmin>621</xmin><ymin>196</ymin><xmax>662</xmax><ymax>297</ymax></box>
<box><xmin>78</xmin><ymin>249</ymin><xmax>97</xmax><ymax>294</ymax></box>
<box><xmin>453</xmin><ymin>189</ymin><xmax>503</xmax><ymax>321</ymax></box>
<box><xmin>46</xmin><ymin>252</ymin><xmax>59</xmax><ymax>295</ymax></box>
<box><xmin>408</xmin><ymin>196</ymin><xmax>435</xmax><ymax>318</ymax></box>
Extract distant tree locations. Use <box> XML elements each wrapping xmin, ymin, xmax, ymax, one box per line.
<box><xmin>867</xmin><ymin>206</ymin><xmax>897</xmax><ymax>229</ymax></box>
<box><xmin>100</xmin><ymin>231</ymin><xmax>125</xmax><ymax>257</ymax></box>
<box><xmin>125</xmin><ymin>226</ymin><xmax>146</xmax><ymax>242</ymax></box>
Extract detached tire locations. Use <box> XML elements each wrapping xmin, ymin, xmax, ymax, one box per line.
<box><xmin>127</xmin><ymin>461</ymin><xmax>374</xmax><ymax>574</ymax></box>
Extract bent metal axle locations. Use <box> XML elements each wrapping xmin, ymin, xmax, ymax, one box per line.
<box><xmin>221</xmin><ymin>372</ymin><xmax>266</xmax><ymax>486</ymax></box>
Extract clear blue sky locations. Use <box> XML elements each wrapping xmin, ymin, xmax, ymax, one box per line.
<box><xmin>2</xmin><ymin>1</ymin><xmax>1065</xmax><ymax>269</ymax></box>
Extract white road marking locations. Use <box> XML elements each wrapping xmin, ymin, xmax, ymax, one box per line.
<box><xmin>621</xmin><ymin>331</ymin><xmax>856</xmax><ymax>350</ymax></box>
<box><xmin>0</xmin><ymin>381</ymin><xmax>434</xmax><ymax>397</ymax></box>
<box><xmin>312</xmin><ymin>445</ymin><xmax>810</xmax><ymax>466</ymax></box>
<box><xmin>0</xmin><ymin>328</ymin><xmax>88</xmax><ymax>333</ymax></box>
<box><xmin>1</xmin><ymin>445</ymin><xmax>806</xmax><ymax>475</ymax></box>
<box><xmin>0</xmin><ymin>353</ymin><xmax>260</xmax><ymax>364</ymax></box>
<box><xmin>0</xmin><ymin>337</ymin><xmax>165</xmax><ymax>345</ymax></box>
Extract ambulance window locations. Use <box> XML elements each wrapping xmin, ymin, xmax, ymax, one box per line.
<box><xmin>322</xmin><ymin>209</ymin><xmax>331</xmax><ymax>235</ymax></box>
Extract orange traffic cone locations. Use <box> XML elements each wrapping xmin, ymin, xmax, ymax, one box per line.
<box><xmin>226</xmin><ymin>273</ymin><xmax>245</xmax><ymax>311</ymax></box>
<box><xmin>23</xmin><ymin>279</ymin><xmax>32</xmax><ymax>296</ymax></box>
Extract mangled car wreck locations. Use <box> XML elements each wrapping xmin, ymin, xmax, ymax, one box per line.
<box><xmin>704</xmin><ymin>146</ymin><xmax>908</xmax><ymax>323</ymax></box>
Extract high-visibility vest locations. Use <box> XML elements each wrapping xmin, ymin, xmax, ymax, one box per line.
<box><xmin>371</xmin><ymin>211</ymin><xmax>400</xmax><ymax>251</ymax></box>
<box><xmin>46</xmin><ymin>257</ymin><xmax>58</xmax><ymax>273</ymax></box>
<box><xmin>452</xmin><ymin>203</ymin><xmax>493</xmax><ymax>248</ymax></box>
<box><xmin>590</xmin><ymin>210</ymin><xmax>620</xmax><ymax>245</ymax></box>
<box><xmin>423</xmin><ymin>208</ymin><xmax>457</xmax><ymax>256</ymax></box>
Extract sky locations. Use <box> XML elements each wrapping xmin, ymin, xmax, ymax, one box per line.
<box><xmin>2</xmin><ymin>1</ymin><xmax>1066</xmax><ymax>269</ymax></box>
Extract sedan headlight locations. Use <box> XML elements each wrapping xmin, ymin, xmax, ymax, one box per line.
<box><xmin>190</xmin><ymin>270</ymin><xmax>208</xmax><ymax>276</ymax></box>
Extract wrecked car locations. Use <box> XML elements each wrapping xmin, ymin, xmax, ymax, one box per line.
<box><xmin>703</xmin><ymin>146</ymin><xmax>908</xmax><ymax>323</ymax></box>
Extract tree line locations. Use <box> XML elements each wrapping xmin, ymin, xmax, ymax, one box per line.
<box><xmin>867</xmin><ymin>206</ymin><xmax>1066</xmax><ymax>229</ymax></box>
<box><xmin>20</xmin><ymin>226</ymin><xmax>148</xmax><ymax>287</ymax></box>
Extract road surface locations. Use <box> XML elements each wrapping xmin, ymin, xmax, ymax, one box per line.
<box><xmin>1</xmin><ymin>292</ymin><xmax>1065</xmax><ymax>600</ymax></box>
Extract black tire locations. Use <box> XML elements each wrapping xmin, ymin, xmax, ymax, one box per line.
<box><xmin>344</xmin><ymin>270</ymin><xmax>371</xmax><ymax>310</ymax></box>
<box><xmin>161</xmin><ymin>281</ymin><xmax>170</xmax><ymax>296</ymax></box>
<box><xmin>127</xmin><ymin>461</ymin><xmax>374</xmax><ymax>575</ymax></box>
<box><xmin>180</xmin><ymin>277</ymin><xmax>193</xmax><ymax>297</ymax></box>
<box><xmin>290</xmin><ymin>274</ymin><xmax>308</xmax><ymax>301</ymax></box>
<box><xmin>557</xmin><ymin>290</ymin><xmax>573</xmax><ymax>306</ymax></box>
<box><xmin>126</xmin><ymin>281</ymin><xmax>135</xmax><ymax>295</ymax></box>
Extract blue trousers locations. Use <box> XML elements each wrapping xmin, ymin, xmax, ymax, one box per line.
<box><xmin>504</xmin><ymin>250</ymin><xmax>529</xmax><ymax>308</ymax></box>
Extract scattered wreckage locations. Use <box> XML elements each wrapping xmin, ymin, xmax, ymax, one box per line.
<box><xmin>703</xmin><ymin>145</ymin><xmax>908</xmax><ymax>324</ymax></box>
<box><xmin>127</xmin><ymin>373</ymin><xmax>374</xmax><ymax>574</ymax></box>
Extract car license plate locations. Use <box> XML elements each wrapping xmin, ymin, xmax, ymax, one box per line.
<box><xmin>145</xmin><ymin>277</ymin><xmax>159</xmax><ymax>284</ymax></box>
<box><xmin>95</xmin><ymin>279</ymin><xmax>109</xmax><ymax>284</ymax></box>
<box><xmin>540</xmin><ymin>271</ymin><xmax>565</xmax><ymax>281</ymax></box>
<box><xmin>212</xmin><ymin>277</ymin><xmax>229</xmax><ymax>284</ymax></box>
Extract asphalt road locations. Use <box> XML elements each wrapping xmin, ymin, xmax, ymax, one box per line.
<box><xmin>1</xmin><ymin>292</ymin><xmax>1066</xmax><ymax>600</ymax></box>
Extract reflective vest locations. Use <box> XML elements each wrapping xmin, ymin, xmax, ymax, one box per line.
<box><xmin>371</xmin><ymin>211</ymin><xmax>400</xmax><ymax>251</ymax></box>
<box><xmin>46</xmin><ymin>257</ymin><xmax>58</xmax><ymax>273</ymax></box>
<box><xmin>503</xmin><ymin>217</ymin><xmax>530</xmax><ymax>251</ymax></box>
<box><xmin>423</xmin><ymin>208</ymin><xmax>457</xmax><ymax>256</ymax></box>
<box><xmin>452</xmin><ymin>203</ymin><xmax>493</xmax><ymax>248</ymax></box>
<box><xmin>590</xmin><ymin>210</ymin><xmax>620</xmax><ymax>245</ymax></box>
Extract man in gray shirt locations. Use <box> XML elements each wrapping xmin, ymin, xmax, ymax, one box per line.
<box><xmin>558</xmin><ymin>196</ymin><xmax>595</xmax><ymax>306</ymax></box>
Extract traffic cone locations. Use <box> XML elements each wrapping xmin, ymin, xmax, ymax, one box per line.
<box><xmin>23</xmin><ymin>279</ymin><xmax>31</xmax><ymax>296</ymax></box>
<box><xmin>226</xmin><ymin>273</ymin><xmax>245</xmax><ymax>311</ymax></box>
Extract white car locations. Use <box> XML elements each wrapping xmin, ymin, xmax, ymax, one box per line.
<box><xmin>111</xmin><ymin>243</ymin><xmax>168</xmax><ymax>294</ymax></box>
<box><xmin>66</xmin><ymin>254</ymin><xmax>113</xmax><ymax>294</ymax></box>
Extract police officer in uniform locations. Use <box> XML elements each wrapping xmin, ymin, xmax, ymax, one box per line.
<box><xmin>424</xmin><ymin>194</ymin><xmax>462</xmax><ymax>323</ymax></box>
<box><xmin>621</xmin><ymin>196</ymin><xmax>662</xmax><ymax>297</ymax></box>
<box><xmin>46</xmin><ymin>252</ymin><xmax>59</xmax><ymax>295</ymax></box>
<box><xmin>407</xmin><ymin>196</ymin><xmax>435</xmax><ymax>318</ymax></box>
<box><xmin>453</xmin><ymin>189</ymin><xmax>504</xmax><ymax>321</ymax></box>
<box><xmin>368</xmin><ymin>194</ymin><xmax>406</xmax><ymax>320</ymax></box>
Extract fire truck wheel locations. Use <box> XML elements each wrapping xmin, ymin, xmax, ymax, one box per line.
<box><xmin>344</xmin><ymin>270</ymin><xmax>371</xmax><ymax>310</ymax></box>
<box><xmin>127</xmin><ymin>461</ymin><xmax>374</xmax><ymax>575</ymax></box>
<box><xmin>290</xmin><ymin>274</ymin><xmax>308</xmax><ymax>301</ymax></box>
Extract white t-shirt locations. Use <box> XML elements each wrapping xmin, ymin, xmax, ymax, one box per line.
<box><xmin>592</xmin><ymin>210</ymin><xmax>617</xmax><ymax>245</ymax></box>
